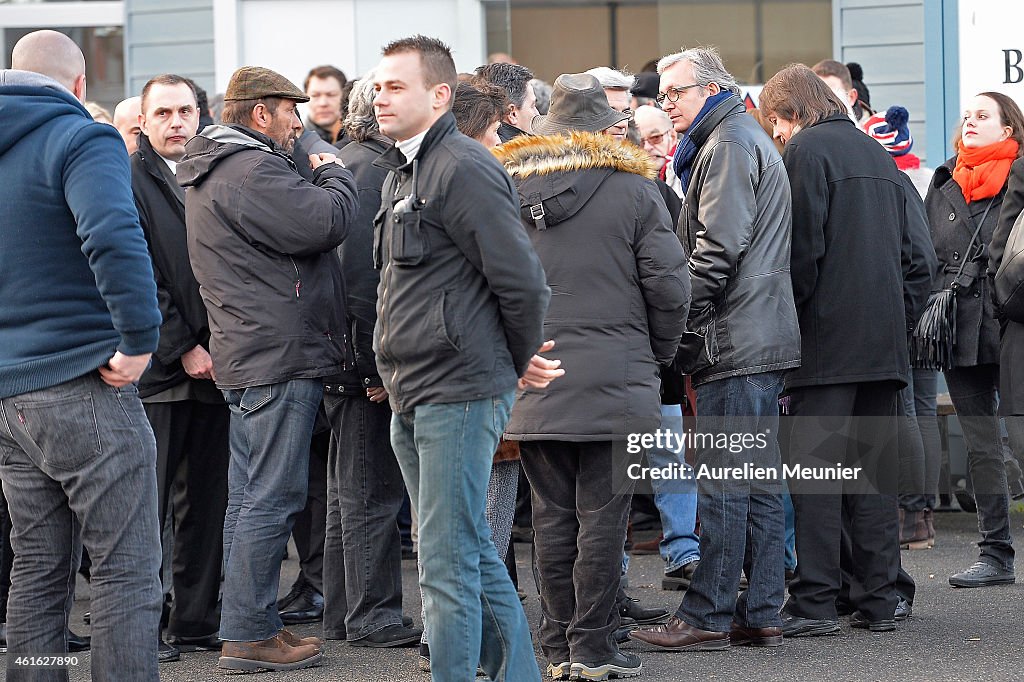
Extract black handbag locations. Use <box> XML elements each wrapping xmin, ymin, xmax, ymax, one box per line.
<box><xmin>910</xmin><ymin>198</ymin><xmax>995</xmax><ymax>369</ymax></box>
<box><xmin>994</xmin><ymin>207</ymin><xmax>1024</xmax><ymax>323</ymax></box>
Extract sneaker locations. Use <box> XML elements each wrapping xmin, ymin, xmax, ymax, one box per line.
<box><xmin>218</xmin><ymin>633</ymin><xmax>321</xmax><ymax>673</ymax></box>
<box><xmin>570</xmin><ymin>652</ymin><xmax>641</xmax><ymax>680</ymax></box>
<box><xmin>662</xmin><ymin>560</ymin><xmax>699</xmax><ymax>591</ymax></box>
<box><xmin>949</xmin><ymin>561</ymin><xmax>1015</xmax><ymax>587</ymax></box>
<box><xmin>547</xmin><ymin>660</ymin><xmax>572</xmax><ymax>680</ymax></box>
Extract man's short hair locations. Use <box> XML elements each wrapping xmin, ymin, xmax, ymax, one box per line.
<box><xmin>657</xmin><ymin>46</ymin><xmax>741</xmax><ymax>96</ymax></box>
<box><xmin>303</xmin><ymin>65</ymin><xmax>347</xmax><ymax>92</ymax></box>
<box><xmin>810</xmin><ymin>59</ymin><xmax>853</xmax><ymax>92</ymax></box>
<box><xmin>474</xmin><ymin>62</ymin><xmax>535</xmax><ymax>108</ymax></box>
<box><xmin>585</xmin><ymin>66</ymin><xmax>634</xmax><ymax>91</ymax></box>
<box><xmin>759</xmin><ymin>64</ymin><xmax>848</xmax><ymax>130</ymax></box>
<box><xmin>220</xmin><ymin>97</ymin><xmax>280</xmax><ymax>126</ymax></box>
<box><xmin>382</xmin><ymin>35</ymin><xmax>457</xmax><ymax>99</ymax></box>
<box><xmin>140</xmin><ymin>74</ymin><xmax>198</xmax><ymax>112</ymax></box>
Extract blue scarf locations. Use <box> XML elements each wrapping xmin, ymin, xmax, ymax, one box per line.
<box><xmin>672</xmin><ymin>91</ymin><xmax>734</xmax><ymax>195</ymax></box>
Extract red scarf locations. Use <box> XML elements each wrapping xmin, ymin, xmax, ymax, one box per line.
<box><xmin>952</xmin><ymin>138</ymin><xmax>1019</xmax><ymax>203</ymax></box>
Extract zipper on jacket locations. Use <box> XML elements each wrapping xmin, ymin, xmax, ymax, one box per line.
<box><xmin>289</xmin><ymin>257</ymin><xmax>302</xmax><ymax>298</ymax></box>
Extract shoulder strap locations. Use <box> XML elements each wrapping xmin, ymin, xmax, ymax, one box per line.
<box><xmin>953</xmin><ymin>197</ymin><xmax>996</xmax><ymax>289</ymax></box>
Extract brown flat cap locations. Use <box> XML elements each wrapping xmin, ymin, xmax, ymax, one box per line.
<box><xmin>224</xmin><ymin>66</ymin><xmax>309</xmax><ymax>102</ymax></box>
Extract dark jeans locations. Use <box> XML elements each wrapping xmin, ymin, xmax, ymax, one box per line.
<box><xmin>0</xmin><ymin>373</ymin><xmax>162</xmax><ymax>681</ymax></box>
<box><xmin>322</xmin><ymin>393</ymin><xmax>405</xmax><ymax>641</ymax></box>
<box><xmin>897</xmin><ymin>371</ymin><xmax>926</xmax><ymax>506</ymax></box>
<box><xmin>290</xmin><ymin>427</ymin><xmax>328</xmax><ymax>595</ymax></box>
<box><xmin>220</xmin><ymin>379</ymin><xmax>322</xmax><ymax>641</ymax></box>
<box><xmin>944</xmin><ymin>364</ymin><xmax>1013</xmax><ymax>570</ymax></box>
<box><xmin>680</xmin><ymin>372</ymin><xmax>786</xmax><ymax>632</ymax></box>
<box><xmin>0</xmin><ymin>488</ymin><xmax>11</xmax><ymax>620</ymax></box>
<box><xmin>785</xmin><ymin>381</ymin><xmax>900</xmax><ymax>623</ymax></box>
<box><xmin>520</xmin><ymin>440</ymin><xmax>633</xmax><ymax>664</ymax></box>
<box><xmin>144</xmin><ymin>399</ymin><xmax>229</xmax><ymax>638</ymax></box>
<box><xmin>900</xmin><ymin>369</ymin><xmax>941</xmax><ymax>510</ymax></box>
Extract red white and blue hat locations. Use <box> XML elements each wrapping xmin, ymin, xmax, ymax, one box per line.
<box><xmin>863</xmin><ymin>105</ymin><xmax>913</xmax><ymax>156</ymax></box>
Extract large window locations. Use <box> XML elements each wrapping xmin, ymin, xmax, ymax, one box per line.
<box><xmin>485</xmin><ymin>0</ymin><xmax>832</xmax><ymax>85</ymax></box>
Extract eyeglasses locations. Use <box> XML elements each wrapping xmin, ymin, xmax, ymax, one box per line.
<box><xmin>656</xmin><ymin>83</ymin><xmax>702</xmax><ymax>105</ymax></box>
<box><xmin>641</xmin><ymin>129</ymin><xmax>673</xmax><ymax>146</ymax></box>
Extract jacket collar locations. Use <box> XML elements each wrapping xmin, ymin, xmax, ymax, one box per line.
<box><xmin>493</xmin><ymin>130</ymin><xmax>658</xmax><ymax>179</ymax></box>
<box><xmin>374</xmin><ymin>112</ymin><xmax>458</xmax><ymax>172</ymax></box>
<box><xmin>807</xmin><ymin>112</ymin><xmax>857</xmax><ymax>130</ymax></box>
<box><xmin>686</xmin><ymin>93</ymin><xmax>745</xmax><ymax>148</ymax></box>
<box><xmin>136</xmin><ymin>133</ymin><xmax>185</xmax><ymax>207</ymax></box>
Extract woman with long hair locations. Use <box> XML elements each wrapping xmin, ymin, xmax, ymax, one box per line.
<box><xmin>925</xmin><ymin>91</ymin><xmax>1024</xmax><ymax>587</ymax></box>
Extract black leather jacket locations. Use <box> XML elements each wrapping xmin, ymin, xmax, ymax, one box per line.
<box><xmin>677</xmin><ymin>95</ymin><xmax>801</xmax><ymax>386</ymax></box>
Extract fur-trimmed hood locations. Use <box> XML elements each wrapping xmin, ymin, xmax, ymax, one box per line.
<box><xmin>492</xmin><ymin>131</ymin><xmax>657</xmax><ymax>180</ymax></box>
<box><xmin>493</xmin><ymin>132</ymin><xmax>658</xmax><ymax>231</ymax></box>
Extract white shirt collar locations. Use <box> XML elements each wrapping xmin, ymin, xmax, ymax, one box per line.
<box><xmin>396</xmin><ymin>129</ymin><xmax>428</xmax><ymax>163</ymax></box>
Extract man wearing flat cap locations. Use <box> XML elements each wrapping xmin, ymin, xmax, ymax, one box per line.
<box><xmin>178</xmin><ymin>65</ymin><xmax>358</xmax><ymax>673</ymax></box>
<box><xmin>494</xmin><ymin>72</ymin><xmax>689</xmax><ymax>680</ymax></box>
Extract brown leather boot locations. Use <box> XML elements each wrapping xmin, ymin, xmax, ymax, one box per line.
<box><xmin>924</xmin><ymin>508</ymin><xmax>935</xmax><ymax>548</ymax></box>
<box><xmin>280</xmin><ymin>628</ymin><xmax>324</xmax><ymax>650</ymax></box>
<box><xmin>218</xmin><ymin>633</ymin><xmax>322</xmax><ymax>672</ymax></box>
<box><xmin>899</xmin><ymin>510</ymin><xmax>929</xmax><ymax>550</ymax></box>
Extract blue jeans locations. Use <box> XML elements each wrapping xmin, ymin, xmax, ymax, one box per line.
<box><xmin>680</xmin><ymin>371</ymin><xmax>786</xmax><ymax>632</ymax></box>
<box><xmin>220</xmin><ymin>379</ymin><xmax>323</xmax><ymax>641</ymax></box>
<box><xmin>391</xmin><ymin>392</ymin><xmax>539</xmax><ymax>682</ymax></box>
<box><xmin>0</xmin><ymin>373</ymin><xmax>162</xmax><ymax>681</ymax></box>
<box><xmin>783</xmin><ymin>486</ymin><xmax>797</xmax><ymax>572</ymax></box>
<box><xmin>647</xmin><ymin>404</ymin><xmax>700</xmax><ymax>573</ymax></box>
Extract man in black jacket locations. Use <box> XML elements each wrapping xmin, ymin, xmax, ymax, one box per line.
<box><xmin>631</xmin><ymin>47</ymin><xmax>800</xmax><ymax>653</ymax></box>
<box><xmin>760</xmin><ymin>64</ymin><xmax>926</xmax><ymax>635</ymax></box>
<box><xmin>178</xmin><ymin>66</ymin><xmax>358</xmax><ymax>673</ymax></box>
<box><xmin>372</xmin><ymin>36</ymin><xmax>554</xmax><ymax>682</ymax></box>
<box><xmin>474</xmin><ymin>62</ymin><xmax>537</xmax><ymax>142</ymax></box>
<box><xmin>318</xmin><ymin>72</ymin><xmax>421</xmax><ymax>649</ymax></box>
<box><xmin>130</xmin><ymin>74</ymin><xmax>229</xmax><ymax>662</ymax></box>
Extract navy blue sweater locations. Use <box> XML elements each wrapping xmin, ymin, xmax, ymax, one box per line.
<box><xmin>0</xmin><ymin>71</ymin><xmax>160</xmax><ymax>398</ymax></box>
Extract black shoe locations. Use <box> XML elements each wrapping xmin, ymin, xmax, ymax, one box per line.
<box><xmin>158</xmin><ymin>639</ymin><xmax>180</xmax><ymax>663</ymax></box>
<box><xmin>165</xmin><ymin>633</ymin><xmax>222</xmax><ymax>651</ymax></box>
<box><xmin>279</xmin><ymin>583</ymin><xmax>324</xmax><ymax>624</ymax></box>
<box><xmin>617</xmin><ymin>595</ymin><xmax>669</xmax><ymax>626</ymax></box>
<box><xmin>613</xmin><ymin>625</ymin><xmax>633</xmax><ymax>644</ymax></box>
<box><xmin>276</xmin><ymin>579</ymin><xmax>306</xmax><ymax>612</ymax></box>
<box><xmin>662</xmin><ymin>560</ymin><xmax>699</xmax><ymax>591</ymax></box>
<box><xmin>418</xmin><ymin>642</ymin><xmax>431</xmax><ymax>672</ymax></box>
<box><xmin>781</xmin><ymin>612</ymin><xmax>840</xmax><ymax>637</ymax></box>
<box><xmin>66</xmin><ymin>629</ymin><xmax>90</xmax><ymax>652</ymax></box>
<box><xmin>570</xmin><ymin>651</ymin><xmax>642</xmax><ymax>680</ymax></box>
<box><xmin>895</xmin><ymin>597</ymin><xmax>912</xmax><ymax>621</ymax></box>
<box><xmin>949</xmin><ymin>561</ymin><xmax>1016</xmax><ymax>588</ymax></box>
<box><xmin>848</xmin><ymin>612</ymin><xmax>896</xmax><ymax>632</ymax></box>
<box><xmin>349</xmin><ymin>624</ymin><xmax>422</xmax><ymax>648</ymax></box>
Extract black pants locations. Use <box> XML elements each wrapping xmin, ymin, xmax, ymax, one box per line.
<box><xmin>291</xmin><ymin>427</ymin><xmax>329</xmax><ymax>594</ymax></box>
<box><xmin>0</xmin><ymin>488</ymin><xmax>12</xmax><ymax>620</ymax></box>
<box><xmin>321</xmin><ymin>393</ymin><xmax>406</xmax><ymax>640</ymax></box>
<box><xmin>144</xmin><ymin>399</ymin><xmax>230</xmax><ymax>638</ymax></box>
<box><xmin>784</xmin><ymin>382</ymin><xmax>901</xmax><ymax>623</ymax></box>
<box><xmin>520</xmin><ymin>440</ymin><xmax>632</xmax><ymax>664</ymax></box>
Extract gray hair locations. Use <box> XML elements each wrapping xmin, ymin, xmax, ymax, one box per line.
<box><xmin>343</xmin><ymin>70</ymin><xmax>378</xmax><ymax>142</ymax></box>
<box><xmin>656</xmin><ymin>46</ymin><xmax>741</xmax><ymax>96</ymax></box>
<box><xmin>585</xmin><ymin>66</ymin><xmax>634</xmax><ymax>91</ymax></box>
<box><xmin>530</xmin><ymin>78</ymin><xmax>552</xmax><ymax>115</ymax></box>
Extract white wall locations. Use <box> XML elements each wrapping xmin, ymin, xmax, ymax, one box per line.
<box><xmin>214</xmin><ymin>0</ymin><xmax>485</xmax><ymax>101</ymax></box>
<box><xmin>958</xmin><ymin>0</ymin><xmax>1024</xmax><ymax>114</ymax></box>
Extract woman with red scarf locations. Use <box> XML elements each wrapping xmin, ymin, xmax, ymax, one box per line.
<box><xmin>924</xmin><ymin>91</ymin><xmax>1024</xmax><ymax>588</ymax></box>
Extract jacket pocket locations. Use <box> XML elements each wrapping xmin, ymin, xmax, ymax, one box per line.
<box><xmin>372</xmin><ymin>205</ymin><xmax>388</xmax><ymax>269</ymax></box>
<box><xmin>433</xmin><ymin>289</ymin><xmax>461</xmax><ymax>352</ymax></box>
<box><xmin>390</xmin><ymin>203</ymin><xmax>430</xmax><ymax>266</ymax></box>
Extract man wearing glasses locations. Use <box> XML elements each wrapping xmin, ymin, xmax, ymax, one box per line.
<box><xmin>635</xmin><ymin>105</ymin><xmax>682</xmax><ymax>196</ymax></box>
<box><xmin>629</xmin><ymin>46</ymin><xmax>800</xmax><ymax>653</ymax></box>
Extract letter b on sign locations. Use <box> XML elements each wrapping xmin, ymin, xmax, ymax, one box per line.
<box><xmin>1005</xmin><ymin>49</ymin><xmax>1024</xmax><ymax>84</ymax></box>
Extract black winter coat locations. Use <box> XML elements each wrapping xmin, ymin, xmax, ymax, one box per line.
<box><xmin>784</xmin><ymin>114</ymin><xmax>924</xmax><ymax>389</ymax></box>
<box><xmin>925</xmin><ymin>157</ymin><xmax>1006</xmax><ymax>368</ymax></box>
<box><xmin>323</xmin><ymin>135</ymin><xmax>392</xmax><ymax>394</ymax></box>
<box><xmin>495</xmin><ymin>132</ymin><xmax>690</xmax><ymax>440</ymax></box>
<box><xmin>372</xmin><ymin>113</ymin><xmax>550</xmax><ymax>414</ymax></box>
<box><xmin>990</xmin><ymin>156</ymin><xmax>1024</xmax><ymax>415</ymax></box>
<box><xmin>130</xmin><ymin>134</ymin><xmax>216</xmax><ymax>398</ymax></box>
<box><xmin>178</xmin><ymin>124</ymin><xmax>359</xmax><ymax>389</ymax></box>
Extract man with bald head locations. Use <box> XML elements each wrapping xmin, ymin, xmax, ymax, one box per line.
<box><xmin>635</xmin><ymin>104</ymin><xmax>682</xmax><ymax>196</ymax></box>
<box><xmin>0</xmin><ymin>29</ymin><xmax>163</xmax><ymax>680</ymax></box>
<box><xmin>114</xmin><ymin>96</ymin><xmax>143</xmax><ymax>154</ymax></box>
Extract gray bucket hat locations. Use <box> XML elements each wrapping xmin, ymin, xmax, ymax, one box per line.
<box><xmin>530</xmin><ymin>73</ymin><xmax>629</xmax><ymax>135</ymax></box>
